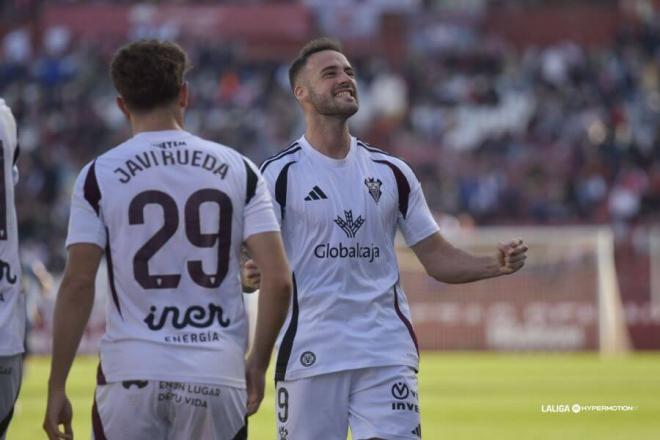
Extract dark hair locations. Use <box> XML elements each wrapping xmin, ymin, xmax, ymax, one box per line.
<box><xmin>110</xmin><ymin>40</ymin><xmax>190</xmax><ymax>112</ymax></box>
<box><xmin>288</xmin><ymin>37</ymin><xmax>344</xmax><ymax>90</ymax></box>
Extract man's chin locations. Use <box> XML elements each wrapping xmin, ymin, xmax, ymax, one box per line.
<box><xmin>335</xmin><ymin>103</ymin><xmax>359</xmax><ymax>117</ymax></box>
<box><xmin>315</xmin><ymin>101</ymin><xmax>359</xmax><ymax>118</ymax></box>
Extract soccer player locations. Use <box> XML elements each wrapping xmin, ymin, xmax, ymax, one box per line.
<box><xmin>255</xmin><ymin>38</ymin><xmax>528</xmax><ymax>439</ymax></box>
<box><xmin>43</xmin><ymin>40</ymin><xmax>292</xmax><ymax>440</ymax></box>
<box><xmin>0</xmin><ymin>99</ymin><xmax>24</xmax><ymax>440</ymax></box>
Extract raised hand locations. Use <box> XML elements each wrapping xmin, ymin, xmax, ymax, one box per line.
<box><xmin>496</xmin><ymin>239</ymin><xmax>528</xmax><ymax>275</ymax></box>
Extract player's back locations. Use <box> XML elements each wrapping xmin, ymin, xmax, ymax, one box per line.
<box><xmin>67</xmin><ymin>130</ymin><xmax>261</xmax><ymax>387</ymax></box>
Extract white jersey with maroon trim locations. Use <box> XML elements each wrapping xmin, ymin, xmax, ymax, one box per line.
<box><xmin>0</xmin><ymin>99</ymin><xmax>24</xmax><ymax>357</ymax></box>
<box><xmin>260</xmin><ymin>135</ymin><xmax>439</xmax><ymax>381</ymax></box>
<box><xmin>66</xmin><ymin>130</ymin><xmax>279</xmax><ymax>387</ymax></box>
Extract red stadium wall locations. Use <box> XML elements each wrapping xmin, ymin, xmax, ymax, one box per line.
<box><xmin>39</xmin><ymin>4</ymin><xmax>313</xmax><ymax>59</ymax></box>
<box><xmin>22</xmin><ymin>3</ymin><xmax>653</xmax><ymax>57</ymax></box>
<box><xmin>484</xmin><ymin>0</ymin><xmax>660</xmax><ymax>47</ymax></box>
<box><xmin>485</xmin><ymin>4</ymin><xmax>633</xmax><ymax>47</ymax></box>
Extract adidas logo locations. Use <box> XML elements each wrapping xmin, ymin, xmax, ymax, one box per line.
<box><xmin>411</xmin><ymin>424</ymin><xmax>422</xmax><ymax>437</ymax></box>
<box><xmin>304</xmin><ymin>186</ymin><xmax>328</xmax><ymax>201</ymax></box>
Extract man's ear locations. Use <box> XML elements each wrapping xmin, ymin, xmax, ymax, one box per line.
<box><xmin>179</xmin><ymin>82</ymin><xmax>189</xmax><ymax>108</ymax></box>
<box><xmin>116</xmin><ymin>96</ymin><xmax>131</xmax><ymax>120</ymax></box>
<box><xmin>294</xmin><ymin>84</ymin><xmax>306</xmax><ymax>102</ymax></box>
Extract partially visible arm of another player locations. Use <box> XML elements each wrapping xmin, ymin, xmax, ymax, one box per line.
<box><xmin>43</xmin><ymin>244</ymin><xmax>103</xmax><ymax>440</ymax></box>
<box><xmin>244</xmin><ymin>231</ymin><xmax>292</xmax><ymax>416</ymax></box>
<box><xmin>411</xmin><ymin>232</ymin><xmax>527</xmax><ymax>284</ymax></box>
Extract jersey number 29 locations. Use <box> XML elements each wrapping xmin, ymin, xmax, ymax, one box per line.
<box><xmin>129</xmin><ymin>189</ymin><xmax>232</xmax><ymax>289</ymax></box>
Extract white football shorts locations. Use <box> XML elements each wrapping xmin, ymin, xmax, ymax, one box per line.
<box><xmin>93</xmin><ymin>380</ymin><xmax>247</xmax><ymax>440</ymax></box>
<box><xmin>275</xmin><ymin>365</ymin><xmax>421</xmax><ymax>440</ymax></box>
<box><xmin>0</xmin><ymin>355</ymin><xmax>22</xmax><ymax>440</ymax></box>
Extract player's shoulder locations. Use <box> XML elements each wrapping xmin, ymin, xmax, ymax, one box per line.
<box><xmin>0</xmin><ymin>98</ymin><xmax>17</xmax><ymax>141</ymax></box>
<box><xmin>193</xmin><ymin>136</ymin><xmax>260</xmax><ymax>180</ymax></box>
<box><xmin>93</xmin><ymin>133</ymin><xmax>139</xmax><ymax>163</ymax></box>
<box><xmin>70</xmin><ymin>159</ymin><xmax>100</xmax><ymax>202</ymax></box>
<box><xmin>77</xmin><ymin>135</ymin><xmax>129</xmax><ymax>181</ymax></box>
<box><xmin>0</xmin><ymin>98</ymin><xmax>12</xmax><ymax>118</ymax></box>
<box><xmin>258</xmin><ymin>140</ymin><xmax>304</xmax><ymax>177</ymax></box>
<box><xmin>192</xmin><ymin>135</ymin><xmax>247</xmax><ymax>164</ymax></box>
<box><xmin>356</xmin><ymin>139</ymin><xmax>416</xmax><ymax>180</ymax></box>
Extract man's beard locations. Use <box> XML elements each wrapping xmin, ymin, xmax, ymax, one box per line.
<box><xmin>309</xmin><ymin>89</ymin><xmax>359</xmax><ymax>118</ymax></box>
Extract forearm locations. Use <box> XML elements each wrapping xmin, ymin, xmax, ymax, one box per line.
<box><xmin>248</xmin><ymin>274</ymin><xmax>291</xmax><ymax>369</ymax></box>
<box><xmin>48</xmin><ymin>280</ymin><xmax>95</xmax><ymax>389</ymax></box>
<box><xmin>412</xmin><ymin>233</ymin><xmax>501</xmax><ymax>284</ymax></box>
<box><xmin>428</xmin><ymin>246</ymin><xmax>500</xmax><ymax>283</ymax></box>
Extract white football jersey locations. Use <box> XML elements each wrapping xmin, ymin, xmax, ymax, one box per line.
<box><xmin>66</xmin><ymin>130</ymin><xmax>279</xmax><ymax>387</ymax></box>
<box><xmin>0</xmin><ymin>99</ymin><xmax>24</xmax><ymax>356</ymax></box>
<box><xmin>260</xmin><ymin>135</ymin><xmax>439</xmax><ymax>381</ymax></box>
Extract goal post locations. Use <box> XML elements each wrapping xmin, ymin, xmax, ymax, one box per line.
<box><xmin>595</xmin><ymin>227</ymin><xmax>631</xmax><ymax>355</ymax></box>
<box><xmin>397</xmin><ymin>225</ymin><xmax>631</xmax><ymax>354</ymax></box>
<box><xmin>650</xmin><ymin>226</ymin><xmax>660</xmax><ymax>309</ymax></box>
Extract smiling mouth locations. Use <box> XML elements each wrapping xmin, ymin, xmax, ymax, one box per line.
<box><xmin>335</xmin><ymin>90</ymin><xmax>355</xmax><ymax>98</ymax></box>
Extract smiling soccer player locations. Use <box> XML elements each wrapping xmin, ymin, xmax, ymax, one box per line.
<box><xmin>254</xmin><ymin>37</ymin><xmax>528</xmax><ymax>440</ymax></box>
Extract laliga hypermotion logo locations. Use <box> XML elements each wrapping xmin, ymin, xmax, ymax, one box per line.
<box><xmin>334</xmin><ymin>210</ymin><xmax>364</xmax><ymax>238</ymax></box>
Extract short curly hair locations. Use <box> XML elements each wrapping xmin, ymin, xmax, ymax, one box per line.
<box><xmin>110</xmin><ymin>40</ymin><xmax>190</xmax><ymax>112</ymax></box>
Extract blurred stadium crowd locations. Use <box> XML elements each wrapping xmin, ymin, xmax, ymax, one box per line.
<box><xmin>0</xmin><ymin>1</ymin><xmax>658</xmax><ymax>278</ymax></box>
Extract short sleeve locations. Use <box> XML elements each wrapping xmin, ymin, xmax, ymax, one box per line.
<box><xmin>243</xmin><ymin>159</ymin><xmax>280</xmax><ymax>239</ymax></box>
<box><xmin>259</xmin><ymin>163</ymin><xmax>282</xmax><ymax>226</ymax></box>
<box><xmin>399</xmin><ymin>173</ymin><xmax>439</xmax><ymax>247</ymax></box>
<box><xmin>65</xmin><ymin>162</ymin><xmax>107</xmax><ymax>249</ymax></box>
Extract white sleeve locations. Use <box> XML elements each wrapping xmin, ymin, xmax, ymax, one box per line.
<box><xmin>0</xmin><ymin>101</ymin><xmax>18</xmax><ymax>186</ymax></box>
<box><xmin>243</xmin><ymin>161</ymin><xmax>280</xmax><ymax>240</ymax></box>
<box><xmin>399</xmin><ymin>173</ymin><xmax>440</xmax><ymax>247</ymax></box>
<box><xmin>65</xmin><ymin>163</ymin><xmax>107</xmax><ymax>249</ymax></box>
<box><xmin>0</xmin><ymin>100</ymin><xmax>17</xmax><ymax>156</ymax></box>
<box><xmin>259</xmin><ymin>165</ymin><xmax>282</xmax><ymax>226</ymax></box>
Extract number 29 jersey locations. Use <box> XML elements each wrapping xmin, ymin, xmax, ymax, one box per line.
<box><xmin>260</xmin><ymin>136</ymin><xmax>440</xmax><ymax>381</ymax></box>
<box><xmin>66</xmin><ymin>130</ymin><xmax>279</xmax><ymax>388</ymax></box>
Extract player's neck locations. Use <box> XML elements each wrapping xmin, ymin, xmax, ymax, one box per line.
<box><xmin>304</xmin><ymin>117</ymin><xmax>351</xmax><ymax>159</ymax></box>
<box><xmin>129</xmin><ymin>108</ymin><xmax>185</xmax><ymax>135</ymax></box>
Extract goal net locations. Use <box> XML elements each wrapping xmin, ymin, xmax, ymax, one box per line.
<box><xmin>398</xmin><ymin>226</ymin><xmax>631</xmax><ymax>354</ymax></box>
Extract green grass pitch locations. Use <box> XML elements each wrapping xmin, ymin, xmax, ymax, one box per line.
<box><xmin>8</xmin><ymin>352</ymin><xmax>660</xmax><ymax>439</ymax></box>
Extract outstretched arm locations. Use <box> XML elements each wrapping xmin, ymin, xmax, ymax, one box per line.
<box><xmin>44</xmin><ymin>243</ymin><xmax>103</xmax><ymax>439</ymax></box>
<box><xmin>411</xmin><ymin>232</ymin><xmax>527</xmax><ymax>284</ymax></box>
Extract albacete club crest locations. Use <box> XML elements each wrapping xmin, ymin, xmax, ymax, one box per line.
<box><xmin>364</xmin><ymin>177</ymin><xmax>382</xmax><ymax>203</ymax></box>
